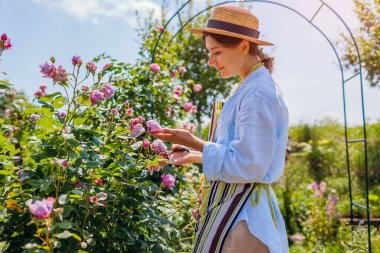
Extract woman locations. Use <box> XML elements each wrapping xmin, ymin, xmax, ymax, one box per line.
<box><xmin>150</xmin><ymin>5</ymin><xmax>289</xmax><ymax>253</ymax></box>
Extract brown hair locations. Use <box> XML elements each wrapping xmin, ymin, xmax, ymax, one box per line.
<box><xmin>202</xmin><ymin>32</ymin><xmax>274</xmax><ymax>74</ymax></box>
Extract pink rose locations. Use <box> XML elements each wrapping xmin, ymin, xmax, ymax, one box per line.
<box><xmin>81</xmin><ymin>85</ymin><xmax>89</xmax><ymax>92</ymax></box>
<box><xmin>174</xmin><ymin>89</ymin><xmax>182</xmax><ymax>96</ymax></box>
<box><xmin>72</xmin><ymin>56</ymin><xmax>82</xmax><ymax>66</ymax></box>
<box><xmin>193</xmin><ymin>84</ymin><xmax>202</xmax><ymax>92</ymax></box>
<box><xmin>40</xmin><ymin>62</ymin><xmax>56</xmax><ymax>78</ymax></box>
<box><xmin>130</xmin><ymin>123</ymin><xmax>145</xmax><ymax>138</ymax></box>
<box><xmin>191</xmin><ymin>105</ymin><xmax>198</xmax><ymax>114</ymax></box>
<box><xmin>52</xmin><ymin>66</ymin><xmax>68</xmax><ymax>83</ymax></box>
<box><xmin>101</xmin><ymin>82</ymin><xmax>115</xmax><ymax>99</ymax></box>
<box><xmin>129</xmin><ymin>118</ymin><xmax>140</xmax><ymax>126</ymax></box>
<box><xmin>319</xmin><ymin>181</ymin><xmax>327</xmax><ymax>193</ymax></box>
<box><xmin>150</xmin><ymin>63</ymin><xmax>161</xmax><ymax>72</ymax></box>
<box><xmin>151</xmin><ymin>139</ymin><xmax>168</xmax><ymax>155</ymax></box>
<box><xmin>124</xmin><ymin>101</ymin><xmax>130</xmax><ymax>107</ymax></box>
<box><xmin>3</xmin><ymin>39</ymin><xmax>11</xmax><ymax>49</ymax></box>
<box><xmin>111</xmin><ymin>108</ymin><xmax>118</xmax><ymax>115</ymax></box>
<box><xmin>26</xmin><ymin>197</ymin><xmax>55</xmax><ymax>219</ymax></box>
<box><xmin>89</xmin><ymin>192</ymin><xmax>107</xmax><ymax>206</ymax></box>
<box><xmin>184</xmin><ymin>102</ymin><xmax>193</xmax><ymax>112</ymax></box>
<box><xmin>146</xmin><ymin>119</ymin><xmax>162</xmax><ymax>134</ymax></box>
<box><xmin>86</xmin><ymin>61</ymin><xmax>97</xmax><ymax>73</ymax></box>
<box><xmin>90</xmin><ymin>90</ymin><xmax>104</xmax><ymax>105</ymax></box>
<box><xmin>126</xmin><ymin>108</ymin><xmax>134</xmax><ymax>116</ymax></box>
<box><xmin>161</xmin><ymin>174</ymin><xmax>176</xmax><ymax>190</ymax></box>
<box><xmin>1</xmin><ymin>33</ymin><xmax>7</xmax><ymax>41</ymax></box>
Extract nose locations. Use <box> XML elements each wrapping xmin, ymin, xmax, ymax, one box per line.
<box><xmin>208</xmin><ymin>54</ymin><xmax>216</xmax><ymax>67</ymax></box>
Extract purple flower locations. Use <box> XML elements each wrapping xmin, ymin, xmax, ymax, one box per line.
<box><xmin>289</xmin><ymin>234</ymin><xmax>305</xmax><ymax>243</ymax></box>
<box><xmin>72</xmin><ymin>55</ymin><xmax>82</xmax><ymax>66</ymax></box>
<box><xmin>1</xmin><ymin>33</ymin><xmax>7</xmax><ymax>41</ymax></box>
<box><xmin>86</xmin><ymin>61</ymin><xmax>97</xmax><ymax>73</ymax></box>
<box><xmin>146</xmin><ymin>119</ymin><xmax>162</xmax><ymax>134</ymax></box>
<box><xmin>193</xmin><ymin>84</ymin><xmax>202</xmax><ymax>92</ymax></box>
<box><xmin>26</xmin><ymin>197</ymin><xmax>55</xmax><ymax>219</ymax></box>
<box><xmin>151</xmin><ymin>139</ymin><xmax>168</xmax><ymax>155</ymax></box>
<box><xmin>52</xmin><ymin>66</ymin><xmax>68</xmax><ymax>83</ymax></box>
<box><xmin>40</xmin><ymin>62</ymin><xmax>56</xmax><ymax>78</ymax></box>
<box><xmin>161</xmin><ymin>174</ymin><xmax>176</xmax><ymax>190</ymax></box>
<box><xmin>308</xmin><ymin>181</ymin><xmax>318</xmax><ymax>190</ymax></box>
<box><xmin>130</xmin><ymin>123</ymin><xmax>145</xmax><ymax>138</ymax></box>
<box><xmin>90</xmin><ymin>90</ymin><xmax>104</xmax><ymax>105</ymax></box>
<box><xmin>101</xmin><ymin>82</ymin><xmax>115</xmax><ymax>99</ymax></box>
<box><xmin>150</xmin><ymin>63</ymin><xmax>161</xmax><ymax>72</ymax></box>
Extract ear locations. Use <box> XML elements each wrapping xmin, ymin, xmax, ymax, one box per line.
<box><xmin>241</xmin><ymin>40</ymin><xmax>250</xmax><ymax>55</ymax></box>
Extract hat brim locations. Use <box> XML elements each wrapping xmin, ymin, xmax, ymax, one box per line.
<box><xmin>187</xmin><ymin>27</ymin><xmax>273</xmax><ymax>46</ymax></box>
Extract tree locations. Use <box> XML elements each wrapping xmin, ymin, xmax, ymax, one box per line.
<box><xmin>340</xmin><ymin>0</ymin><xmax>380</xmax><ymax>88</ymax></box>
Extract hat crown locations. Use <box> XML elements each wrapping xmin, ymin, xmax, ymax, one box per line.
<box><xmin>210</xmin><ymin>5</ymin><xmax>259</xmax><ymax>31</ymax></box>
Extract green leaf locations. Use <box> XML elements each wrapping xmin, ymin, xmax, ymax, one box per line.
<box><xmin>0</xmin><ymin>241</ymin><xmax>10</xmax><ymax>253</ymax></box>
<box><xmin>55</xmin><ymin>230</ymin><xmax>81</xmax><ymax>241</ymax></box>
<box><xmin>53</xmin><ymin>96</ymin><xmax>66</xmax><ymax>109</ymax></box>
<box><xmin>28</xmin><ymin>179</ymin><xmax>52</xmax><ymax>191</ymax></box>
<box><xmin>0</xmin><ymin>80</ymin><xmax>12</xmax><ymax>87</ymax></box>
<box><xmin>57</xmin><ymin>220</ymin><xmax>72</xmax><ymax>229</ymax></box>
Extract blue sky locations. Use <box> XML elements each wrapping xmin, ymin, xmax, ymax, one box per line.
<box><xmin>0</xmin><ymin>0</ymin><xmax>379</xmax><ymax>127</ymax></box>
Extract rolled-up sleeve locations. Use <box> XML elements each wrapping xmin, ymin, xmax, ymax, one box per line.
<box><xmin>202</xmin><ymin>93</ymin><xmax>276</xmax><ymax>183</ymax></box>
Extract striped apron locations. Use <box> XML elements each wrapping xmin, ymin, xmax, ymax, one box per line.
<box><xmin>190</xmin><ymin>100</ymin><xmax>278</xmax><ymax>253</ymax></box>
<box><xmin>190</xmin><ymin>101</ymin><xmax>254</xmax><ymax>253</ymax></box>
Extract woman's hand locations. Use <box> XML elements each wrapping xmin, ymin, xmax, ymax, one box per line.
<box><xmin>158</xmin><ymin>144</ymin><xmax>202</xmax><ymax>166</ymax></box>
<box><xmin>149</xmin><ymin>128</ymin><xmax>206</xmax><ymax>152</ymax></box>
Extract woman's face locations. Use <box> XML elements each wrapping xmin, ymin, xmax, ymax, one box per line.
<box><xmin>205</xmin><ymin>35</ymin><xmax>246</xmax><ymax>78</ymax></box>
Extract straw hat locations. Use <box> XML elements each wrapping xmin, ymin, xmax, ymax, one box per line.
<box><xmin>188</xmin><ymin>5</ymin><xmax>273</xmax><ymax>46</ymax></box>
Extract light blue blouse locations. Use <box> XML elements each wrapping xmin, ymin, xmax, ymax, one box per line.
<box><xmin>202</xmin><ymin>66</ymin><xmax>289</xmax><ymax>253</ymax></box>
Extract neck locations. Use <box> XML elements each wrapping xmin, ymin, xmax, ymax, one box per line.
<box><xmin>238</xmin><ymin>56</ymin><xmax>261</xmax><ymax>80</ymax></box>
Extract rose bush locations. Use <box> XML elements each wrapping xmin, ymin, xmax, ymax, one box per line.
<box><xmin>0</xmin><ymin>25</ymin><xmax>202</xmax><ymax>252</ymax></box>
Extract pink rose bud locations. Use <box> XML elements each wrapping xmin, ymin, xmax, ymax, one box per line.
<box><xmin>124</xmin><ymin>101</ymin><xmax>130</xmax><ymax>107</ymax></box>
<box><xmin>191</xmin><ymin>105</ymin><xmax>198</xmax><ymax>114</ymax></box>
<box><xmin>179</xmin><ymin>66</ymin><xmax>187</xmax><ymax>76</ymax></box>
<box><xmin>81</xmin><ymin>85</ymin><xmax>89</xmax><ymax>92</ymax></box>
<box><xmin>184</xmin><ymin>102</ymin><xmax>193</xmax><ymax>112</ymax></box>
<box><xmin>146</xmin><ymin>119</ymin><xmax>162</xmax><ymax>134</ymax></box>
<box><xmin>157</xmin><ymin>26</ymin><xmax>164</xmax><ymax>32</ymax></box>
<box><xmin>34</xmin><ymin>90</ymin><xmax>45</xmax><ymax>98</ymax></box>
<box><xmin>175</xmin><ymin>85</ymin><xmax>183</xmax><ymax>91</ymax></box>
<box><xmin>3</xmin><ymin>39</ymin><xmax>12</xmax><ymax>49</ymax></box>
<box><xmin>102</xmin><ymin>63</ymin><xmax>112</xmax><ymax>70</ymax></box>
<box><xmin>1</xmin><ymin>33</ymin><xmax>7</xmax><ymax>41</ymax></box>
<box><xmin>59</xmin><ymin>112</ymin><xmax>66</xmax><ymax>118</ymax></box>
<box><xmin>143</xmin><ymin>138</ymin><xmax>150</xmax><ymax>148</ymax></box>
<box><xmin>193</xmin><ymin>84</ymin><xmax>202</xmax><ymax>92</ymax></box>
<box><xmin>150</xmin><ymin>63</ymin><xmax>161</xmax><ymax>72</ymax></box>
<box><xmin>161</xmin><ymin>173</ymin><xmax>176</xmax><ymax>190</ymax></box>
<box><xmin>138</xmin><ymin>116</ymin><xmax>144</xmax><ymax>123</ymax></box>
<box><xmin>126</xmin><ymin>108</ymin><xmax>134</xmax><ymax>116</ymax></box>
<box><xmin>129</xmin><ymin>118</ymin><xmax>140</xmax><ymax>126</ymax></box>
<box><xmin>95</xmin><ymin>178</ymin><xmax>103</xmax><ymax>186</ymax></box>
<box><xmin>39</xmin><ymin>85</ymin><xmax>47</xmax><ymax>91</ymax></box>
<box><xmin>111</xmin><ymin>108</ymin><xmax>118</xmax><ymax>115</ymax></box>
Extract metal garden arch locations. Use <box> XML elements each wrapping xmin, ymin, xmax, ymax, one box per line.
<box><xmin>151</xmin><ymin>0</ymin><xmax>372</xmax><ymax>251</ymax></box>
